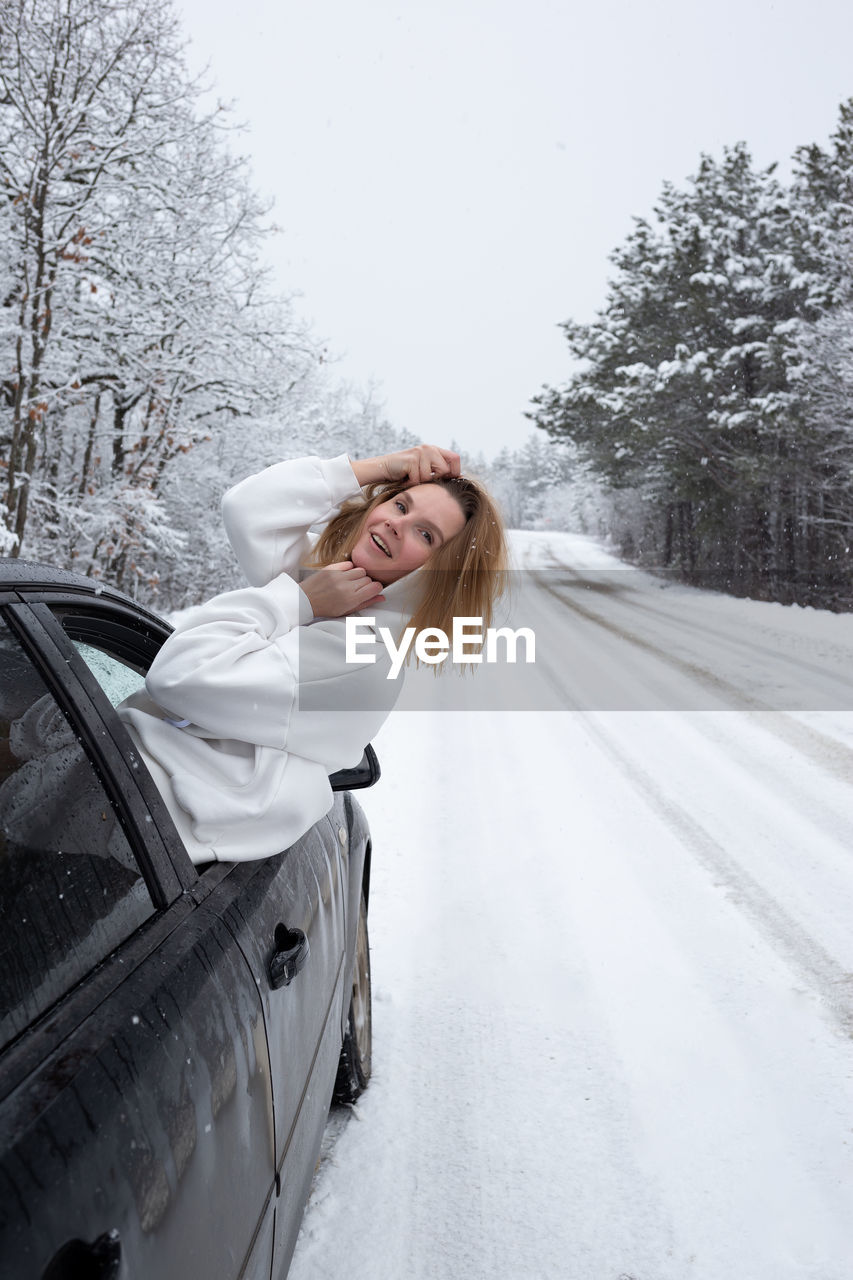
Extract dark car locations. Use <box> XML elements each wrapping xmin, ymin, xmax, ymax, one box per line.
<box><xmin>0</xmin><ymin>561</ymin><xmax>378</xmax><ymax>1280</ymax></box>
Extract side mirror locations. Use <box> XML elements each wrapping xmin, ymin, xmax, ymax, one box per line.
<box><xmin>329</xmin><ymin>743</ymin><xmax>381</xmax><ymax>792</ymax></box>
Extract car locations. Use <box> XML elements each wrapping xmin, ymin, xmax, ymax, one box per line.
<box><xmin>0</xmin><ymin>560</ymin><xmax>379</xmax><ymax>1280</ymax></box>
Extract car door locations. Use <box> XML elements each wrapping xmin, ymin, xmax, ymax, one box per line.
<box><xmin>38</xmin><ymin>591</ymin><xmax>351</xmax><ymax>1270</ymax></box>
<box><xmin>200</xmin><ymin>811</ymin><xmax>350</xmax><ymax>1278</ymax></box>
<box><xmin>0</xmin><ymin>600</ymin><xmax>277</xmax><ymax>1280</ymax></box>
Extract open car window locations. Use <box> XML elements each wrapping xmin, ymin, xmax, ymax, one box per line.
<box><xmin>53</xmin><ymin>604</ymin><xmax>166</xmax><ymax>685</ymax></box>
<box><xmin>29</xmin><ymin>601</ymin><xmax>194</xmax><ymax>893</ymax></box>
<box><xmin>72</xmin><ymin>638</ymin><xmax>147</xmax><ymax>707</ymax></box>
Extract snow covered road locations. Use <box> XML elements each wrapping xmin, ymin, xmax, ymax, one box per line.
<box><xmin>289</xmin><ymin>533</ymin><xmax>853</xmax><ymax>1280</ymax></box>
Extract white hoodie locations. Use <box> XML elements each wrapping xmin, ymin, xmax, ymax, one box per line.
<box><xmin>118</xmin><ymin>454</ymin><xmax>414</xmax><ymax>864</ymax></box>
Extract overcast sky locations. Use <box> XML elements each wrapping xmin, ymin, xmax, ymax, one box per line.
<box><xmin>175</xmin><ymin>0</ymin><xmax>853</xmax><ymax>459</ymax></box>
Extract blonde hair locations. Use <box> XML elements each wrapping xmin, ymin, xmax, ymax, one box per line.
<box><xmin>308</xmin><ymin>473</ymin><xmax>509</xmax><ymax>648</ymax></box>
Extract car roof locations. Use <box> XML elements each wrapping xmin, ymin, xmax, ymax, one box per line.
<box><xmin>0</xmin><ymin>558</ymin><xmax>167</xmax><ymax>626</ymax></box>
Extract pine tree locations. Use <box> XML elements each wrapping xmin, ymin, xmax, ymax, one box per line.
<box><xmin>532</xmin><ymin>143</ymin><xmax>827</xmax><ymax>596</ymax></box>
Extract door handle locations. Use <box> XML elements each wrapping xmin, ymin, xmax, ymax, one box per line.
<box><xmin>42</xmin><ymin>1229</ymin><xmax>121</xmax><ymax>1280</ymax></box>
<box><xmin>269</xmin><ymin>923</ymin><xmax>310</xmax><ymax>988</ymax></box>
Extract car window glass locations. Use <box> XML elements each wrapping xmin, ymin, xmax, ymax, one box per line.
<box><xmin>0</xmin><ymin>618</ymin><xmax>155</xmax><ymax>1053</ymax></box>
<box><xmin>72</xmin><ymin>639</ymin><xmax>146</xmax><ymax>707</ymax></box>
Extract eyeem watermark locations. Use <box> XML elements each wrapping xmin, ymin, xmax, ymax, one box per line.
<box><xmin>346</xmin><ymin>616</ymin><xmax>536</xmax><ymax>679</ymax></box>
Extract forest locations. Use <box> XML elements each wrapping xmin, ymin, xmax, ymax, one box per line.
<box><xmin>531</xmin><ymin>111</ymin><xmax>853</xmax><ymax>609</ymax></box>
<box><xmin>3</xmin><ymin>0</ymin><xmax>852</xmax><ymax>612</ymax></box>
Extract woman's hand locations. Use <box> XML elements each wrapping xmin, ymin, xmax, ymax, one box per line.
<box><xmin>350</xmin><ymin>445</ymin><xmax>461</xmax><ymax>489</ymax></box>
<box><xmin>300</xmin><ymin>562</ymin><xmax>385</xmax><ymax>618</ymax></box>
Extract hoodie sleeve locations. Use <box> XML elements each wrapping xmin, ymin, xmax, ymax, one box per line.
<box><xmin>144</xmin><ymin>573</ymin><xmax>400</xmax><ymax>771</ymax></box>
<box><xmin>221</xmin><ymin>454</ymin><xmax>363</xmax><ymax>587</ymax></box>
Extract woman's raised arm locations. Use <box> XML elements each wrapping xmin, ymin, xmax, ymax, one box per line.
<box><xmin>221</xmin><ymin>454</ymin><xmax>362</xmax><ymax>587</ymax></box>
<box><xmin>350</xmin><ymin>445</ymin><xmax>461</xmax><ymax>489</ymax></box>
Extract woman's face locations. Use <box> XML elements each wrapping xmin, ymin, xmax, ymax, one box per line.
<box><xmin>350</xmin><ymin>483</ymin><xmax>467</xmax><ymax>585</ymax></box>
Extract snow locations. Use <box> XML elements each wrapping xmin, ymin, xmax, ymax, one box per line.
<box><xmin>508</xmin><ymin>530</ymin><xmax>853</xmax><ymax>720</ymax></box>
<box><xmin>509</xmin><ymin>528</ymin><xmax>629</xmax><ymax>570</ymax></box>
<box><xmin>289</xmin><ymin>530</ymin><xmax>853</xmax><ymax>1280</ymax></box>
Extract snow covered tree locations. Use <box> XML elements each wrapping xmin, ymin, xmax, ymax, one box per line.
<box><xmin>469</xmin><ymin>434</ymin><xmax>582</xmax><ymax>533</ymax></box>
<box><xmin>779</xmin><ymin>298</ymin><xmax>853</xmax><ymax>598</ymax></box>
<box><xmin>791</xmin><ymin>99</ymin><xmax>853</xmax><ymax>309</ymax></box>
<box><xmin>0</xmin><ymin>0</ymin><xmax>193</xmax><ymax>550</ymax></box>
<box><xmin>532</xmin><ymin>143</ymin><xmax>830</xmax><ymax>598</ymax></box>
<box><xmin>54</xmin><ymin>95</ymin><xmax>319</xmax><ymax>590</ymax></box>
<box><xmin>0</xmin><ymin>0</ymin><xmax>324</xmax><ymax>598</ymax></box>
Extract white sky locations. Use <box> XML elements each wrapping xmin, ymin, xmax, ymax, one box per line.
<box><xmin>174</xmin><ymin>0</ymin><xmax>853</xmax><ymax>458</ymax></box>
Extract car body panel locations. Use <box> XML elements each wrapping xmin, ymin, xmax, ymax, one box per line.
<box><xmin>0</xmin><ymin>906</ymin><xmax>276</xmax><ymax>1280</ymax></box>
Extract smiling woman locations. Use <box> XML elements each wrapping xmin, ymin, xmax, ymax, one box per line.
<box><xmin>118</xmin><ymin>445</ymin><xmax>508</xmax><ymax>864</ymax></box>
<box><xmin>306</xmin><ymin>447</ymin><xmax>507</xmax><ymax>641</ymax></box>
<box><xmin>351</xmin><ymin>485</ymin><xmax>466</xmax><ymax>582</ymax></box>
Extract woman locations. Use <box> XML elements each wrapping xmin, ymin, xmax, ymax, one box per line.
<box><xmin>118</xmin><ymin>444</ymin><xmax>507</xmax><ymax>865</ymax></box>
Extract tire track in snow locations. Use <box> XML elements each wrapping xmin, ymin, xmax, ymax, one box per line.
<box><xmin>537</xmin><ymin>644</ymin><xmax>853</xmax><ymax>1039</ymax></box>
<box><xmin>534</xmin><ymin>572</ymin><xmax>853</xmax><ymax>789</ymax></box>
<box><xmin>553</xmin><ymin>564</ymin><xmax>852</xmax><ymax>693</ymax></box>
<box><xmin>379</xmin><ymin>710</ymin><xmax>685</xmax><ymax>1280</ymax></box>
<box><xmin>293</xmin><ymin>709</ymin><xmax>690</xmax><ymax>1280</ymax></box>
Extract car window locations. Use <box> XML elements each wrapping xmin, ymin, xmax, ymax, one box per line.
<box><xmin>0</xmin><ymin>618</ymin><xmax>155</xmax><ymax>1053</ymax></box>
<box><xmin>73</xmin><ymin>638</ymin><xmax>146</xmax><ymax>707</ymax></box>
